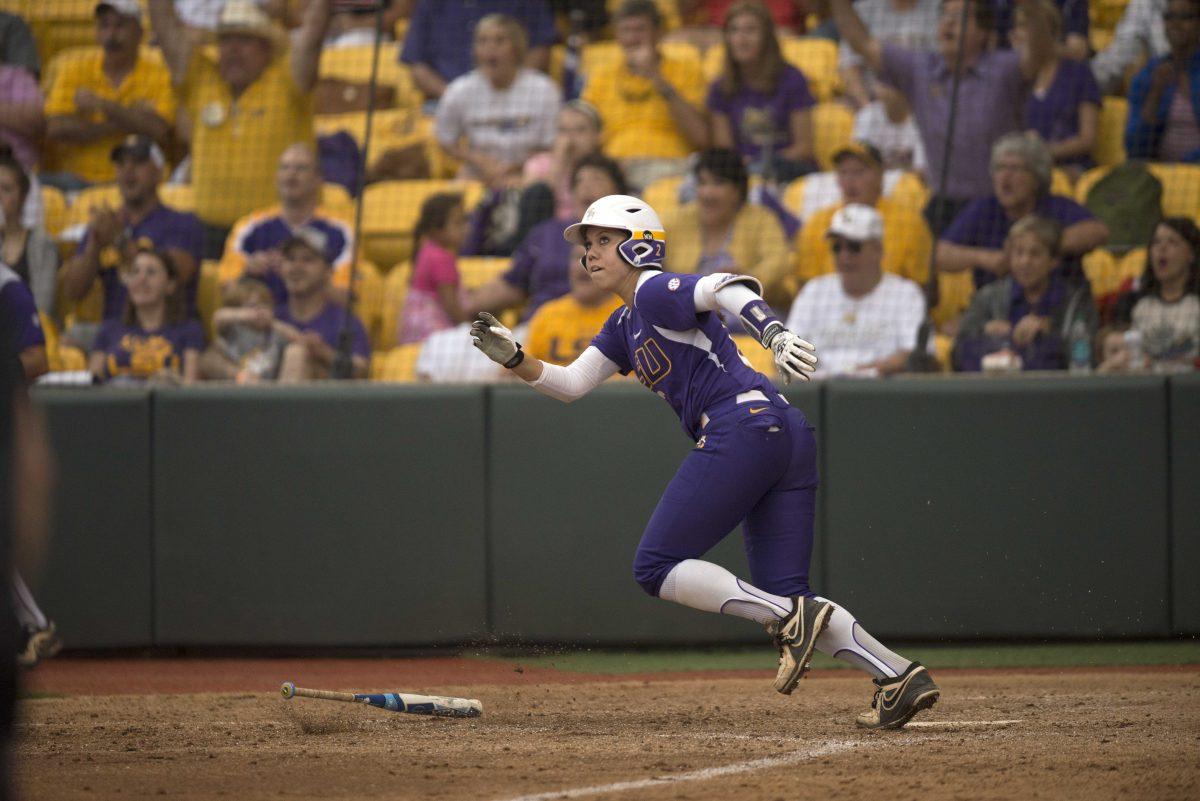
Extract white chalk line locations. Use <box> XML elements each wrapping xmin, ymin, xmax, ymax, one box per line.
<box><xmin>905</xmin><ymin>719</ymin><xmax>1023</xmax><ymax>728</ymax></box>
<box><xmin>492</xmin><ymin>738</ymin><xmax>859</xmax><ymax>801</ymax></box>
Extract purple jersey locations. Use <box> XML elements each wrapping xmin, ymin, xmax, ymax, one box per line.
<box><xmin>94</xmin><ymin>317</ymin><xmax>205</xmax><ymax>380</ymax></box>
<box><xmin>0</xmin><ymin>265</ymin><xmax>44</xmax><ymax>353</ymax></box>
<box><xmin>275</xmin><ymin>301</ymin><xmax>371</xmax><ymax>359</ymax></box>
<box><xmin>591</xmin><ymin>271</ymin><xmax>781</xmax><ymax>440</ymax></box>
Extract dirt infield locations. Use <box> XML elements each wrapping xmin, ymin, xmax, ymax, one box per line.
<box><xmin>15</xmin><ymin>659</ymin><xmax>1200</xmax><ymax>801</ymax></box>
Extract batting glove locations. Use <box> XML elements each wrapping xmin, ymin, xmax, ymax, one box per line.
<box><xmin>762</xmin><ymin>323</ymin><xmax>817</xmax><ymax>383</ymax></box>
<box><xmin>470</xmin><ymin>312</ymin><xmax>525</xmax><ymax>368</ymax></box>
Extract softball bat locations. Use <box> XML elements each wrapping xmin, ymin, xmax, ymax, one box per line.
<box><xmin>280</xmin><ymin>681</ymin><xmax>482</xmax><ymax>718</ymax></box>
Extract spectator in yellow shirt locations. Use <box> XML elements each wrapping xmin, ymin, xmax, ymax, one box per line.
<box><xmin>581</xmin><ymin>0</ymin><xmax>709</xmax><ymax>190</ymax></box>
<box><xmin>525</xmin><ymin>246</ymin><xmax>622</xmax><ymax>364</ymax></box>
<box><xmin>148</xmin><ymin>0</ymin><xmax>332</xmax><ymax>256</ymax></box>
<box><xmin>794</xmin><ymin>142</ymin><xmax>931</xmax><ymax>287</ymax></box>
<box><xmin>42</xmin><ymin>0</ymin><xmax>174</xmax><ymax>190</ymax></box>
<box><xmin>663</xmin><ymin>148</ymin><xmax>791</xmax><ymax>308</ymax></box>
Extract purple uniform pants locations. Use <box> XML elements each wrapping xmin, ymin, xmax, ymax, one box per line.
<box><xmin>633</xmin><ymin>401</ymin><xmax>818</xmax><ymax>599</ymax></box>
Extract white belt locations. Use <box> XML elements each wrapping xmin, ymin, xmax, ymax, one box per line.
<box><xmin>699</xmin><ymin>390</ymin><xmax>778</xmax><ymax>429</ymax></box>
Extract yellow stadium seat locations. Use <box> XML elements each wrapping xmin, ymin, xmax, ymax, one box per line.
<box><xmin>318</xmin><ymin>43</ymin><xmax>421</xmax><ymax>111</ymax></box>
<box><xmin>889</xmin><ymin>171</ymin><xmax>930</xmax><ymax>210</ymax></box>
<box><xmin>159</xmin><ymin>183</ymin><xmax>195</xmax><ymax>213</ymax></box>
<box><xmin>1050</xmin><ymin>168</ymin><xmax>1073</xmax><ymax>196</ymax></box>
<box><xmin>643</xmin><ymin>175</ymin><xmax>685</xmax><ymax>219</ymax></box>
<box><xmin>1119</xmin><ymin>247</ymin><xmax>1147</xmax><ymax>282</ymax></box>
<box><xmin>359</xmin><ymin>180</ymin><xmax>484</xmax><ymax>268</ymax></box>
<box><xmin>931</xmin><ymin>270</ymin><xmax>975</xmax><ymax>330</ymax></box>
<box><xmin>1091</xmin><ymin>0</ymin><xmax>1128</xmax><ymax>32</ymax></box>
<box><xmin>731</xmin><ymin>334</ymin><xmax>778</xmax><ymax>380</ymax></box>
<box><xmin>1093</xmin><ymin>98</ymin><xmax>1128</xmax><ymax>168</ymax></box>
<box><xmin>783</xmin><ymin>176</ymin><xmax>806</xmax><ymax>217</ymax></box>
<box><xmin>1090</xmin><ymin>28</ymin><xmax>1113</xmax><ymax>54</ymax></box>
<box><xmin>1082</xmin><ymin>249</ymin><xmax>1121</xmax><ymax>299</ymax></box>
<box><xmin>27</xmin><ymin>2</ymin><xmax>102</xmax><ymax>70</ymax></box>
<box><xmin>811</xmin><ymin>102</ymin><xmax>854</xmax><ymax>170</ymax></box>
<box><xmin>197</xmin><ymin>260</ymin><xmax>221</xmax><ymax>341</ymax></box>
<box><xmin>702</xmin><ymin>37</ymin><xmax>839</xmax><ymax>101</ymax></box>
<box><xmin>320</xmin><ymin>182</ymin><xmax>355</xmax><ymax>220</ymax></box>
<box><xmin>41</xmin><ymin>185</ymin><xmax>68</xmax><ymax>237</ymax></box>
<box><xmin>65</xmin><ymin>183</ymin><xmax>122</xmax><ymax>231</ymax></box>
<box><xmin>377</xmin><ymin>261</ymin><xmax>412</xmax><ymax>351</ymax></box>
<box><xmin>457</xmin><ymin>257</ymin><xmax>510</xmax><ymax>291</ymax></box>
<box><xmin>1146</xmin><ymin>164</ymin><xmax>1200</xmax><ymax>219</ymax></box>
<box><xmin>39</xmin><ymin>312</ymin><xmax>87</xmax><ymax>372</ymax></box>
<box><xmin>371</xmin><ymin>343</ymin><xmax>423</xmax><ymax>382</ymax></box>
<box><xmin>351</xmin><ymin>260</ymin><xmax>386</xmax><ymax>349</ymax></box>
<box><xmin>1073</xmin><ymin>165</ymin><xmax>1108</xmax><ymax>205</ymax></box>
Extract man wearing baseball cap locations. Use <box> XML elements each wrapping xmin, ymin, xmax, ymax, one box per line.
<box><xmin>148</xmin><ymin>0</ymin><xmax>333</xmax><ymax>254</ymax></box>
<box><xmin>42</xmin><ymin>0</ymin><xmax>174</xmax><ymax>189</ymax></box>
<box><xmin>273</xmin><ymin>226</ymin><xmax>370</xmax><ymax>381</ymax></box>
<box><xmin>786</xmin><ymin>203</ymin><xmax>926</xmax><ymax>377</ymax></box>
<box><xmin>794</xmin><ymin>141</ymin><xmax>932</xmax><ymax>290</ymax></box>
<box><xmin>61</xmin><ymin>135</ymin><xmax>204</xmax><ymax>340</ymax></box>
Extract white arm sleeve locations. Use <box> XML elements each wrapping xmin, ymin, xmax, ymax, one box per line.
<box><xmin>692</xmin><ymin>272</ymin><xmax>764</xmax><ymax>316</ymax></box>
<box><xmin>524</xmin><ymin>346</ymin><xmax>621</xmax><ymax>403</ymax></box>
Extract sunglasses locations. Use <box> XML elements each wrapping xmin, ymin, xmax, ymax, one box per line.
<box><xmin>830</xmin><ymin>240</ymin><xmax>863</xmax><ymax>254</ymax></box>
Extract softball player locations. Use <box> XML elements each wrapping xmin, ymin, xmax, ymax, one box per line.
<box><xmin>471</xmin><ymin>195</ymin><xmax>938</xmax><ymax>728</ymax></box>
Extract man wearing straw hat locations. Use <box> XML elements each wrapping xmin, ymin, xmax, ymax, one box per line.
<box><xmin>148</xmin><ymin>0</ymin><xmax>332</xmax><ymax>257</ymax></box>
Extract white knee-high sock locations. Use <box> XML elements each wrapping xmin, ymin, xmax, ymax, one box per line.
<box><xmin>659</xmin><ymin>559</ymin><xmax>792</xmax><ymax>625</ymax></box>
<box><xmin>814</xmin><ymin>598</ymin><xmax>911</xmax><ymax>680</ymax></box>
<box><xmin>12</xmin><ymin>572</ymin><xmax>48</xmax><ymax>629</ymax></box>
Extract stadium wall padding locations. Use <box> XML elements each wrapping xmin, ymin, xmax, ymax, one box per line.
<box><xmin>29</xmin><ymin>377</ymin><xmax>1191</xmax><ymax>647</ymax></box>
<box><xmin>34</xmin><ymin>389</ymin><xmax>154</xmax><ymax>648</ymax></box>
<box><xmin>821</xmin><ymin>376</ymin><xmax>1172</xmax><ymax>639</ymax></box>
<box><xmin>150</xmin><ymin>385</ymin><xmax>488</xmax><ymax>646</ymax></box>
<box><xmin>1169</xmin><ymin>374</ymin><xmax>1200</xmax><ymax>634</ymax></box>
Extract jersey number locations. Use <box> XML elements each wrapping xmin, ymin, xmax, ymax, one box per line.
<box><xmin>633</xmin><ymin>338</ymin><xmax>672</xmax><ymax>388</ymax></box>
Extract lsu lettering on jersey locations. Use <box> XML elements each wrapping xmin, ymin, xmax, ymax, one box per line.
<box><xmin>590</xmin><ymin>271</ymin><xmax>782</xmax><ymax>439</ymax></box>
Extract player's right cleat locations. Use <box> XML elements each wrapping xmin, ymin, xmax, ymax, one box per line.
<box><xmin>855</xmin><ymin>661</ymin><xmax>940</xmax><ymax>729</ymax></box>
<box><xmin>766</xmin><ymin>596</ymin><xmax>833</xmax><ymax>694</ymax></box>
<box><xmin>17</xmin><ymin>621</ymin><xmax>62</xmax><ymax>668</ymax></box>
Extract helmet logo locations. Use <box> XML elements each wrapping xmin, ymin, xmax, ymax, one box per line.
<box><xmin>642</xmin><ymin>230</ymin><xmax>654</xmax><ymax>240</ymax></box>
<box><xmin>668</xmin><ymin>277</ymin><xmax>681</xmax><ymax>291</ymax></box>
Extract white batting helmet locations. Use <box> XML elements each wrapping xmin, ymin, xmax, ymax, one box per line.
<box><xmin>563</xmin><ymin>194</ymin><xmax>666</xmax><ymax>270</ymax></box>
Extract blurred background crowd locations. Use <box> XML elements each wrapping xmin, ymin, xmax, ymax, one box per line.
<box><xmin>0</xmin><ymin>0</ymin><xmax>1197</xmax><ymax>386</ymax></box>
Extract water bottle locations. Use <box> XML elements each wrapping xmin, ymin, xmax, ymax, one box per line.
<box><xmin>1123</xmin><ymin>328</ymin><xmax>1145</xmax><ymax>371</ymax></box>
<box><xmin>1068</xmin><ymin>319</ymin><xmax>1091</xmax><ymax>373</ymax></box>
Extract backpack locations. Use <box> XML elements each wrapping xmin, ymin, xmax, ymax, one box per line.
<box><xmin>1083</xmin><ymin>161</ymin><xmax>1163</xmax><ymax>252</ymax></box>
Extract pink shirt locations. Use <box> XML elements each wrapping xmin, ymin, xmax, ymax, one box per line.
<box><xmin>398</xmin><ymin>239</ymin><xmax>460</xmax><ymax>344</ymax></box>
<box><xmin>0</xmin><ymin>65</ymin><xmax>42</xmax><ymax>169</ymax></box>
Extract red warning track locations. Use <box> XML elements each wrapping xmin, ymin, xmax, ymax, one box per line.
<box><xmin>22</xmin><ymin>657</ymin><xmax>1200</xmax><ymax>696</ymax></box>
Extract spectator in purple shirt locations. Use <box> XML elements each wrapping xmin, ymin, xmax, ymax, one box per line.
<box><xmin>1125</xmin><ymin>0</ymin><xmax>1200</xmax><ymax>163</ymax></box>
<box><xmin>89</xmin><ymin>248</ymin><xmax>205</xmax><ymax>384</ymax></box>
<box><xmin>831</xmin><ymin>0</ymin><xmax>1056</xmax><ymax>234</ymax></box>
<box><xmin>936</xmin><ymin>132</ymin><xmax>1109</xmax><ymax>290</ymax></box>
<box><xmin>463</xmin><ymin>153</ymin><xmax>627</xmax><ymax>323</ymax></box>
<box><xmin>954</xmin><ymin>215</ymin><xmax>1097</xmax><ymax>371</ymax></box>
<box><xmin>1012</xmin><ymin>0</ymin><xmax>1101</xmax><ymax>179</ymax></box>
<box><xmin>274</xmin><ymin>226</ymin><xmax>370</xmax><ymax>381</ymax></box>
<box><xmin>995</xmin><ymin>0</ymin><xmax>1089</xmax><ymax>61</ymax></box>
<box><xmin>61</xmin><ymin>136</ymin><xmax>204</xmax><ymax>341</ymax></box>
<box><xmin>0</xmin><ymin>262</ymin><xmax>46</xmax><ymax>380</ymax></box>
<box><xmin>400</xmin><ymin>0</ymin><xmax>557</xmax><ymax>104</ymax></box>
<box><xmin>707</xmin><ymin>1</ymin><xmax>817</xmax><ymax>182</ymax></box>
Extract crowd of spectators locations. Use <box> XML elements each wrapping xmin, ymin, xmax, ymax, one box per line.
<box><xmin>0</xmin><ymin>0</ymin><xmax>1197</xmax><ymax>388</ymax></box>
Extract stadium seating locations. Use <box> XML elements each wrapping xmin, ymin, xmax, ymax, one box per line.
<box><xmin>457</xmin><ymin>257</ymin><xmax>511</xmax><ymax>291</ymax></box>
<box><xmin>317</xmin><ymin>42</ymin><xmax>422</xmax><ymax>112</ymax></box>
<box><xmin>40</xmin><ymin>185</ymin><xmax>68</xmax><ymax>238</ymax></box>
<box><xmin>376</xmin><ymin>261</ymin><xmax>412</xmax><ymax>351</ymax></box>
<box><xmin>351</xmin><ymin>260</ymin><xmax>386</xmax><ymax>348</ymax></box>
<box><xmin>38</xmin><ymin>312</ymin><xmax>86</xmax><ymax>372</ymax></box>
<box><xmin>370</xmin><ymin>342</ymin><xmax>423</xmax><ymax>382</ymax></box>
<box><xmin>811</xmin><ymin>102</ymin><xmax>854</xmax><ymax>170</ymax></box>
<box><xmin>731</xmin><ymin>334</ymin><xmax>777</xmax><ymax>378</ymax></box>
<box><xmin>23</xmin><ymin>0</ymin><xmax>102</xmax><ymax>71</ymax></box>
<box><xmin>158</xmin><ymin>183</ymin><xmax>195</xmax><ymax>214</ymax></box>
<box><xmin>701</xmin><ymin>37</ymin><xmax>840</xmax><ymax>101</ymax></box>
<box><xmin>1093</xmin><ymin>98</ymin><xmax>1128</xmax><ymax>168</ymax></box>
<box><xmin>782</xmin><ymin>170</ymin><xmax>928</xmax><ymax>221</ymax></box>
<box><xmin>359</xmin><ymin>180</ymin><xmax>484</xmax><ymax>268</ymax></box>
<box><xmin>643</xmin><ymin>175</ymin><xmax>685</xmax><ymax>220</ymax></box>
<box><xmin>197</xmin><ymin>260</ymin><xmax>221</xmax><ymax>341</ymax></box>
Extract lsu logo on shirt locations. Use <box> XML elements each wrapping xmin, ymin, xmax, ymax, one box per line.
<box><xmin>632</xmin><ymin>337</ymin><xmax>671</xmax><ymax>389</ymax></box>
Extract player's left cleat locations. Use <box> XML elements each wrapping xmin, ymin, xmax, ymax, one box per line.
<box><xmin>855</xmin><ymin>661</ymin><xmax>940</xmax><ymax>730</ymax></box>
<box><xmin>17</xmin><ymin>621</ymin><xmax>63</xmax><ymax>668</ymax></box>
<box><xmin>766</xmin><ymin>596</ymin><xmax>833</xmax><ymax>694</ymax></box>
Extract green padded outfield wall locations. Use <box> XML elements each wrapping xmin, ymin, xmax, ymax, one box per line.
<box><xmin>1170</xmin><ymin>374</ymin><xmax>1200</xmax><ymax>634</ymax></box>
<box><xmin>487</xmin><ymin>382</ymin><xmax>821</xmax><ymax>644</ymax></box>
<box><xmin>151</xmin><ymin>385</ymin><xmax>487</xmax><ymax>646</ymax></box>
<box><xmin>33</xmin><ymin>389</ymin><xmax>154</xmax><ymax>647</ymax></box>
<box><xmin>822</xmin><ymin>376</ymin><xmax>1171</xmax><ymax>639</ymax></box>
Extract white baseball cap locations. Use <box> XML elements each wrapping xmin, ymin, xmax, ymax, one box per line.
<box><xmin>827</xmin><ymin>203</ymin><xmax>883</xmax><ymax>243</ymax></box>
